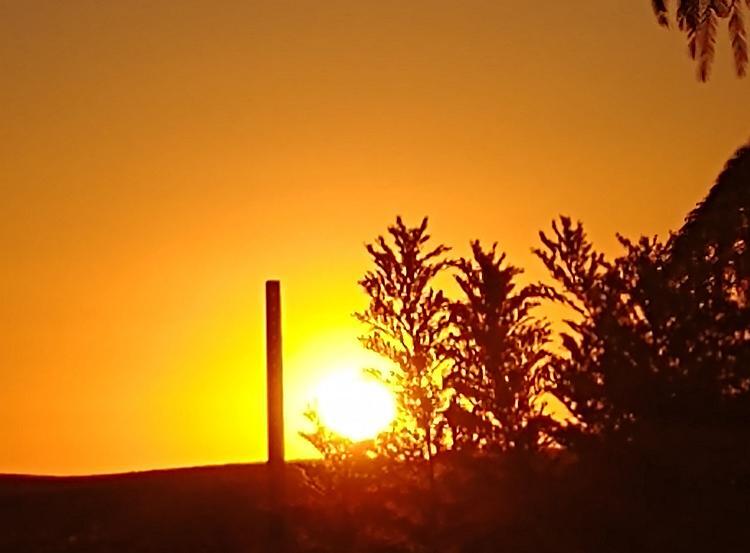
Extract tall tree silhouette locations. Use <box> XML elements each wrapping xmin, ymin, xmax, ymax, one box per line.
<box><xmin>533</xmin><ymin>217</ymin><xmax>624</xmax><ymax>446</ymax></box>
<box><xmin>441</xmin><ymin>241</ymin><xmax>552</xmax><ymax>453</ymax></box>
<box><xmin>668</xmin><ymin>143</ymin><xmax>750</xmax><ymax>415</ymax></box>
<box><xmin>353</xmin><ymin>217</ymin><xmax>453</xmax><ymax>553</ymax></box>
<box><xmin>672</xmin><ymin>142</ymin><xmax>750</xmax><ymax>310</ymax></box>
<box><xmin>356</xmin><ymin>216</ymin><xmax>451</xmax><ymax>481</ymax></box>
<box><xmin>651</xmin><ymin>0</ymin><xmax>749</xmax><ymax>80</ymax></box>
<box><xmin>536</xmin><ymin>145</ymin><xmax>750</xmax><ymax>448</ymax></box>
<box><xmin>533</xmin><ymin>217</ymin><xmax>678</xmax><ymax>447</ymax></box>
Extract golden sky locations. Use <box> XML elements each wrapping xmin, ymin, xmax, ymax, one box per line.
<box><xmin>2</xmin><ymin>0</ymin><xmax>750</xmax><ymax>475</ymax></box>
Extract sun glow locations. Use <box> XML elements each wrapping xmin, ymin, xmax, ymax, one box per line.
<box><xmin>313</xmin><ymin>371</ymin><xmax>396</xmax><ymax>442</ymax></box>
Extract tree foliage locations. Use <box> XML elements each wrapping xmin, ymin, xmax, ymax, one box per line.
<box><xmin>534</xmin><ymin>218</ymin><xmax>681</xmax><ymax>446</ymax></box>
<box><xmin>534</xmin><ymin>146</ymin><xmax>750</xmax><ymax>450</ymax></box>
<box><xmin>441</xmin><ymin>241</ymin><xmax>552</xmax><ymax>453</ymax></box>
<box><xmin>668</xmin><ymin>143</ymin><xmax>750</xmax><ymax>412</ymax></box>
<box><xmin>652</xmin><ymin>0</ymin><xmax>750</xmax><ymax>80</ymax></box>
<box><xmin>299</xmin><ymin>143</ymin><xmax>750</xmax><ymax>552</ymax></box>
<box><xmin>355</xmin><ymin>216</ymin><xmax>452</xmax><ymax>470</ymax></box>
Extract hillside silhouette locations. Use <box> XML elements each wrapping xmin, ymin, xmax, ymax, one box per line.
<box><xmin>0</xmin><ymin>464</ymin><xmax>308</xmax><ymax>553</ymax></box>
<box><xmin>2</xmin><ymin>450</ymin><xmax>749</xmax><ymax>553</ymax></box>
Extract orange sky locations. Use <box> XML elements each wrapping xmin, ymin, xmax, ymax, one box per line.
<box><xmin>2</xmin><ymin>1</ymin><xmax>750</xmax><ymax>475</ymax></box>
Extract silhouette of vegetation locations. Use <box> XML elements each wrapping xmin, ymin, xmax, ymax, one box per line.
<box><xmin>532</xmin><ymin>216</ymin><xmax>665</xmax><ymax>448</ymax></box>
<box><xmin>667</xmin><ymin>144</ymin><xmax>750</xmax><ymax>419</ymax></box>
<box><xmin>300</xmin><ymin>217</ymin><xmax>454</xmax><ymax>552</ymax></box>
<box><xmin>651</xmin><ymin>0</ymin><xmax>750</xmax><ymax>80</ymax></box>
<box><xmin>297</xmin><ymin>142</ymin><xmax>750</xmax><ymax>553</ymax></box>
<box><xmin>355</xmin><ymin>217</ymin><xmax>451</xmax><ymax>474</ymax></box>
<box><xmin>441</xmin><ymin>241</ymin><xmax>553</xmax><ymax>453</ymax></box>
<box><xmin>534</xmin><ymin>146</ymin><xmax>750</xmax><ymax>453</ymax></box>
<box><xmin>299</xmin><ymin>411</ymin><xmax>399</xmax><ymax>552</ymax></box>
<box><xmin>671</xmin><ymin>142</ymin><xmax>750</xmax><ymax>331</ymax></box>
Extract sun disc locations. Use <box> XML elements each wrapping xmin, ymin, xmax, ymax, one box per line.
<box><xmin>314</xmin><ymin>371</ymin><xmax>395</xmax><ymax>441</ymax></box>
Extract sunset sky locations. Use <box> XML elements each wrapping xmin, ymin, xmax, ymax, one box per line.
<box><xmin>2</xmin><ymin>0</ymin><xmax>750</xmax><ymax>475</ymax></box>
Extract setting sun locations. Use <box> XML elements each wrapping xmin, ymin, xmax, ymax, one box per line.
<box><xmin>313</xmin><ymin>371</ymin><xmax>396</xmax><ymax>442</ymax></box>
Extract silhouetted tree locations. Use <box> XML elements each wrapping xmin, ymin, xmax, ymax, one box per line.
<box><xmin>672</xmin><ymin>142</ymin><xmax>750</xmax><ymax>309</ymax></box>
<box><xmin>297</xmin><ymin>144</ymin><xmax>750</xmax><ymax>552</ymax></box>
<box><xmin>534</xmin><ymin>217</ymin><xmax>628</xmax><ymax>446</ymax></box>
<box><xmin>651</xmin><ymin>0</ymin><xmax>749</xmax><ymax>80</ymax></box>
<box><xmin>356</xmin><ymin>217</ymin><xmax>452</xmax><ymax>477</ymax></box>
<box><xmin>301</xmin><ymin>217</ymin><xmax>453</xmax><ymax>553</ymax></box>
<box><xmin>440</xmin><ymin>241</ymin><xmax>553</xmax><ymax>453</ymax></box>
<box><xmin>355</xmin><ymin>216</ymin><xmax>452</xmax><ymax>552</ymax></box>
<box><xmin>668</xmin><ymin>143</ymin><xmax>750</xmax><ymax>416</ymax></box>
<box><xmin>536</xmin><ymin>144</ymin><xmax>750</xmax><ymax>448</ymax></box>
<box><xmin>530</xmin><ymin>172</ymin><xmax>750</xmax><ymax>550</ymax></box>
<box><xmin>534</xmin><ymin>216</ymin><xmax>685</xmax><ymax>447</ymax></box>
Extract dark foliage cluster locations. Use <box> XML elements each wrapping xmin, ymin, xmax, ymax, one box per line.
<box><xmin>652</xmin><ymin>0</ymin><xmax>750</xmax><ymax>80</ymax></box>
<box><xmin>300</xmin><ymin>143</ymin><xmax>750</xmax><ymax>552</ymax></box>
<box><xmin>539</xmin><ymin>144</ymin><xmax>750</xmax><ymax>453</ymax></box>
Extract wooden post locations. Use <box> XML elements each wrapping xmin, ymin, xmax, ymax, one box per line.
<box><xmin>265</xmin><ymin>280</ymin><xmax>286</xmax><ymax>551</ymax></box>
<box><xmin>265</xmin><ymin>280</ymin><xmax>284</xmax><ymax>466</ymax></box>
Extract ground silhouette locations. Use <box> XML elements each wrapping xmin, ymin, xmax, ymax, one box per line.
<box><xmin>2</xmin><ymin>453</ymin><xmax>749</xmax><ymax>553</ymax></box>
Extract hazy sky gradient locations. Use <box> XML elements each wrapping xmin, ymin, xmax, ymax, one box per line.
<box><xmin>2</xmin><ymin>0</ymin><xmax>750</xmax><ymax>474</ymax></box>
